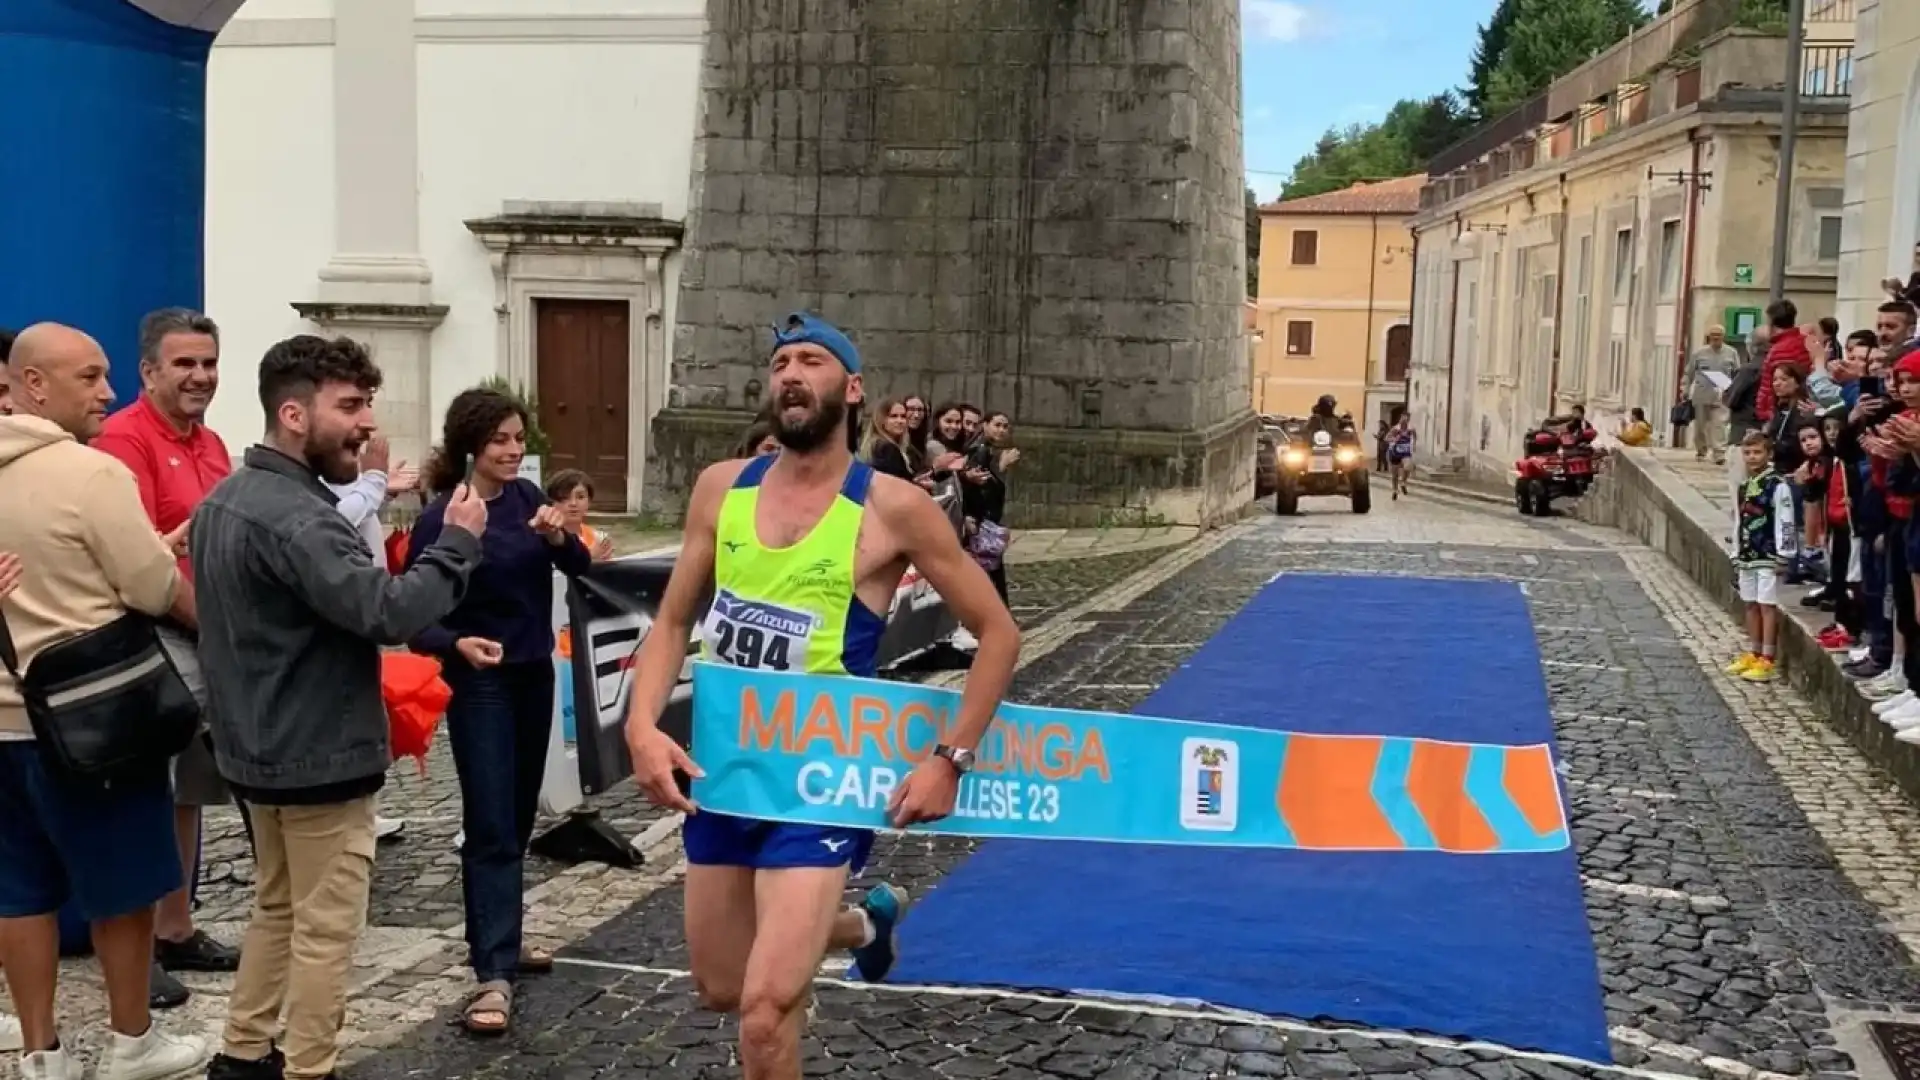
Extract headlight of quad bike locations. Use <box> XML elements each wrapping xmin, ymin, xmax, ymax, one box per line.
<box><xmin>1335</xmin><ymin>448</ymin><xmax>1359</xmax><ymax>465</ymax></box>
<box><xmin>1283</xmin><ymin>451</ymin><xmax>1307</xmax><ymax>468</ymax></box>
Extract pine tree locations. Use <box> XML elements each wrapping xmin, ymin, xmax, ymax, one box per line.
<box><xmin>1466</xmin><ymin>0</ymin><xmax>1522</xmax><ymax>120</ymax></box>
<box><xmin>1483</xmin><ymin>0</ymin><xmax>1649</xmax><ymax>115</ymax></box>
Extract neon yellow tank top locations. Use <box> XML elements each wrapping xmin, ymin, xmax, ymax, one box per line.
<box><xmin>697</xmin><ymin>455</ymin><xmax>888</xmax><ymax>677</ymax></box>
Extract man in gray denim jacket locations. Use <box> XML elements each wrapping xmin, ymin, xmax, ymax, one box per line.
<box><xmin>189</xmin><ymin>335</ymin><xmax>488</xmax><ymax>1080</ymax></box>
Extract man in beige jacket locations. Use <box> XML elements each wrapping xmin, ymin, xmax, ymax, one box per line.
<box><xmin>0</xmin><ymin>324</ymin><xmax>209</xmax><ymax>1080</ymax></box>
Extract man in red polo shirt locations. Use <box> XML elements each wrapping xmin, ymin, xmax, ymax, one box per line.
<box><xmin>92</xmin><ymin>308</ymin><xmax>243</xmax><ymax>1007</ymax></box>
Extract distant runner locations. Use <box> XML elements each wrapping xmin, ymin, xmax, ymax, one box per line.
<box><xmin>623</xmin><ymin>313</ymin><xmax>1020</xmax><ymax>1080</ymax></box>
<box><xmin>1386</xmin><ymin>408</ymin><xmax>1415</xmax><ymax>500</ymax></box>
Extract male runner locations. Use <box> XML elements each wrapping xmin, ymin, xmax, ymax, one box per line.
<box><xmin>624</xmin><ymin>313</ymin><xmax>1020</xmax><ymax>1080</ymax></box>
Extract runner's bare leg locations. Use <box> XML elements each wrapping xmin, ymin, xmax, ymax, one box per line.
<box><xmin>738</xmin><ymin>867</ymin><xmax>850</xmax><ymax>1080</ymax></box>
<box><xmin>686</xmin><ymin>865</ymin><xmax>757</xmax><ymax>1012</ymax></box>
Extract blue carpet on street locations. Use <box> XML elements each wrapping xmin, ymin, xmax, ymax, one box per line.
<box><xmin>889</xmin><ymin>573</ymin><xmax>1610</xmax><ymax>1062</ymax></box>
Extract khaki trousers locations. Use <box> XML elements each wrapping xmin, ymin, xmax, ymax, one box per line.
<box><xmin>224</xmin><ymin>796</ymin><xmax>377</xmax><ymax>1079</ymax></box>
<box><xmin>1691</xmin><ymin>402</ymin><xmax>1727</xmax><ymax>459</ymax></box>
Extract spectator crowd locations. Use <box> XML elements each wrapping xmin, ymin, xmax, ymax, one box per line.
<box><xmin>0</xmin><ymin>309</ymin><xmax>1019</xmax><ymax>1080</ymax></box>
<box><xmin>1663</xmin><ymin>285</ymin><xmax>1920</xmax><ymax>702</ymax></box>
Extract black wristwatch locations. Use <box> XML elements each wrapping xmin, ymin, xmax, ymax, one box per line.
<box><xmin>932</xmin><ymin>744</ymin><xmax>976</xmax><ymax>773</ymax></box>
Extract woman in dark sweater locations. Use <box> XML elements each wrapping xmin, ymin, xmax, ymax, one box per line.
<box><xmin>406</xmin><ymin>388</ymin><xmax>591</xmax><ymax>1035</ymax></box>
<box><xmin>964</xmin><ymin>411</ymin><xmax>1017</xmax><ymax>602</ymax></box>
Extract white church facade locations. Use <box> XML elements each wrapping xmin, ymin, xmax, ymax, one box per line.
<box><xmin>202</xmin><ymin>0</ymin><xmax>704</xmax><ymax>511</ymax></box>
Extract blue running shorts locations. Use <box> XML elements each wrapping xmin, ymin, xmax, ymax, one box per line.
<box><xmin>683</xmin><ymin>810</ymin><xmax>874</xmax><ymax>874</ymax></box>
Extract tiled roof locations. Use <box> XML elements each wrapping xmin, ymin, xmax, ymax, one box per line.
<box><xmin>1262</xmin><ymin>174</ymin><xmax>1426</xmax><ymax>216</ymax></box>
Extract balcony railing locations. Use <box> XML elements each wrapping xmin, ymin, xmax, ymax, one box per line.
<box><xmin>1426</xmin><ymin>92</ymin><xmax>1550</xmax><ymax>179</ymax></box>
<box><xmin>1808</xmin><ymin>0</ymin><xmax>1854</xmax><ymax>21</ymax></box>
<box><xmin>1802</xmin><ymin>44</ymin><xmax>1854</xmax><ymax>96</ymax></box>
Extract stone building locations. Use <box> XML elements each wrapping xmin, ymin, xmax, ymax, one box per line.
<box><xmin>1836</xmin><ymin>0</ymin><xmax>1920</xmax><ymax>330</ymax></box>
<box><xmin>1408</xmin><ymin>11</ymin><xmax>1853</xmax><ymax>481</ymax></box>
<box><xmin>656</xmin><ymin>0</ymin><xmax>1255</xmax><ymax>528</ymax></box>
<box><xmin>1253</xmin><ymin>176</ymin><xmax>1420</xmax><ymax>435</ymax></box>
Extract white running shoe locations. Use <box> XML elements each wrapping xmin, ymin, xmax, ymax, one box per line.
<box><xmin>1874</xmin><ymin>690</ymin><xmax>1916</xmax><ymax>715</ymax></box>
<box><xmin>94</xmin><ymin>1025</ymin><xmax>208</xmax><ymax>1080</ymax></box>
<box><xmin>0</xmin><ymin>1011</ymin><xmax>22</xmax><ymax>1053</ymax></box>
<box><xmin>947</xmin><ymin>626</ymin><xmax>980</xmax><ymax>652</ymax></box>
<box><xmin>375</xmin><ymin>815</ymin><xmax>406</xmax><ymax>841</ymax></box>
<box><xmin>17</xmin><ymin>1045</ymin><xmax>80</xmax><ymax>1080</ymax></box>
<box><xmin>1886</xmin><ymin>701</ymin><xmax>1920</xmax><ymax>727</ymax></box>
<box><xmin>1863</xmin><ymin>673</ymin><xmax>1907</xmax><ymax>700</ymax></box>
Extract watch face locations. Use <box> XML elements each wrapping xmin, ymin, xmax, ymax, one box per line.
<box><xmin>942</xmin><ymin>745</ymin><xmax>976</xmax><ymax>771</ymax></box>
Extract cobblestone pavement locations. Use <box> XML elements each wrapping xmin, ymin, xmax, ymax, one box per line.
<box><xmin>19</xmin><ymin>493</ymin><xmax>1920</xmax><ymax>1080</ymax></box>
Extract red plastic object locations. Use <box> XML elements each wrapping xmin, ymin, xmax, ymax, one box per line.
<box><xmin>381</xmin><ymin>651</ymin><xmax>450</xmax><ymax>775</ymax></box>
<box><xmin>384</xmin><ymin>528</ymin><xmax>411</xmax><ymax>575</ymax></box>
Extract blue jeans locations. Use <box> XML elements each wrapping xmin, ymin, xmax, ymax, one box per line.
<box><xmin>445</xmin><ymin>661</ymin><xmax>554</xmax><ymax>983</ymax></box>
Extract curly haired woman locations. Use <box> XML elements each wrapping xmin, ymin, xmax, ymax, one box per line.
<box><xmin>404</xmin><ymin>387</ymin><xmax>592</xmax><ymax>1035</ymax></box>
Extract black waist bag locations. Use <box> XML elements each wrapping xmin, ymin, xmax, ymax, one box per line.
<box><xmin>0</xmin><ymin>610</ymin><xmax>197</xmax><ymax>785</ymax></box>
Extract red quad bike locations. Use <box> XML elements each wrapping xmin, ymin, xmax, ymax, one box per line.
<box><xmin>1514</xmin><ymin>424</ymin><xmax>1600</xmax><ymax>517</ymax></box>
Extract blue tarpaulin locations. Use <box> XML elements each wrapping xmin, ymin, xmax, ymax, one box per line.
<box><xmin>890</xmin><ymin>574</ymin><xmax>1611</xmax><ymax>1061</ymax></box>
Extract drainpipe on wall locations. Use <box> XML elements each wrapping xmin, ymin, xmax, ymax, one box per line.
<box><xmin>1406</xmin><ymin>229</ymin><xmax>1420</xmax><ymax>411</ymax></box>
<box><xmin>1672</xmin><ymin>130</ymin><xmax>1706</xmax><ymax>404</ymax></box>
<box><xmin>1442</xmin><ymin>214</ymin><xmax>1464</xmax><ymax>453</ymax></box>
<box><xmin>1548</xmin><ymin>175</ymin><xmax>1571</xmax><ymax>405</ymax></box>
<box><xmin>1365</xmin><ymin>212</ymin><xmax>1380</xmax><ymax>421</ymax></box>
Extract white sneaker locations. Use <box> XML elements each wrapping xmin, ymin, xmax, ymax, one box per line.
<box><xmin>18</xmin><ymin>1046</ymin><xmax>81</xmax><ymax>1080</ymax></box>
<box><xmin>1885</xmin><ymin>700</ymin><xmax>1920</xmax><ymax>725</ymax></box>
<box><xmin>0</xmin><ymin>1012</ymin><xmax>22</xmax><ymax>1053</ymax></box>
<box><xmin>374</xmin><ymin>815</ymin><xmax>406</xmax><ymax>841</ymax></box>
<box><xmin>948</xmin><ymin>626</ymin><xmax>980</xmax><ymax>652</ymax></box>
<box><xmin>1850</xmin><ymin>646</ymin><xmax>1873</xmax><ymax>663</ymax></box>
<box><xmin>1874</xmin><ymin>690</ymin><xmax>1916</xmax><ymax>715</ymax></box>
<box><xmin>1863</xmin><ymin>673</ymin><xmax>1907</xmax><ymax>700</ymax></box>
<box><xmin>93</xmin><ymin>1025</ymin><xmax>208</xmax><ymax>1080</ymax></box>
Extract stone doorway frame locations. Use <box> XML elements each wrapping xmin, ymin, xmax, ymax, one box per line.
<box><xmin>466</xmin><ymin>203</ymin><xmax>683</xmax><ymax>513</ymax></box>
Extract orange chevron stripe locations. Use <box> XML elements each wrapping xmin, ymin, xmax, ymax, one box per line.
<box><xmin>1277</xmin><ymin>736</ymin><xmax>1404</xmax><ymax>850</ymax></box>
<box><xmin>1502</xmin><ymin>744</ymin><xmax>1564</xmax><ymax>837</ymax></box>
<box><xmin>1405</xmin><ymin>741</ymin><xmax>1499</xmax><ymax>853</ymax></box>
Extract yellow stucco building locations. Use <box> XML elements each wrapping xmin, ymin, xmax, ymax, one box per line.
<box><xmin>1838</xmin><ymin>0</ymin><xmax>1920</xmax><ymax>330</ymax></box>
<box><xmin>1407</xmin><ymin>15</ymin><xmax>1852</xmax><ymax>482</ymax></box>
<box><xmin>1252</xmin><ymin>176</ymin><xmax>1420</xmax><ymax>434</ymax></box>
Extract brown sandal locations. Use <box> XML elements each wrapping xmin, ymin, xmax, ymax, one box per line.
<box><xmin>519</xmin><ymin>946</ymin><xmax>554</xmax><ymax>974</ymax></box>
<box><xmin>463</xmin><ymin>980</ymin><xmax>512</xmax><ymax>1035</ymax></box>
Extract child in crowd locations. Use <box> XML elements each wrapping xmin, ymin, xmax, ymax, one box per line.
<box><xmin>1800</xmin><ymin>416</ymin><xmax>1859</xmax><ymax>650</ymax></box>
<box><xmin>544</xmin><ymin>469</ymin><xmax>616</xmax><ymax>561</ymax></box>
<box><xmin>1730</xmin><ymin>430</ymin><xmax>1797</xmax><ymax>682</ymax></box>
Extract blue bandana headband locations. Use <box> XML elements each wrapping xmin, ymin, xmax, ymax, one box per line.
<box><xmin>771</xmin><ymin>312</ymin><xmax>861</xmax><ymax>373</ymax></box>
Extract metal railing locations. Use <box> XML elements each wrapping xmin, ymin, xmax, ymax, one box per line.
<box><xmin>1802</xmin><ymin>44</ymin><xmax>1854</xmax><ymax>96</ymax></box>
<box><xmin>1426</xmin><ymin>92</ymin><xmax>1550</xmax><ymax>178</ymax></box>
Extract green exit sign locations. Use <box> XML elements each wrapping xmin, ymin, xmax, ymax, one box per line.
<box><xmin>1734</xmin><ymin>263</ymin><xmax>1755</xmax><ymax>285</ymax></box>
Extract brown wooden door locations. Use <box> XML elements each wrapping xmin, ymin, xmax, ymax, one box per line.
<box><xmin>1384</xmin><ymin>323</ymin><xmax>1412</xmax><ymax>383</ymax></box>
<box><xmin>535</xmin><ymin>298</ymin><xmax>630</xmax><ymax>511</ymax></box>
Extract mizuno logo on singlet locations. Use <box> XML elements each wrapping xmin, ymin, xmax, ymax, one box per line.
<box><xmin>712</xmin><ymin>591</ymin><xmax>819</xmax><ymax>636</ymax></box>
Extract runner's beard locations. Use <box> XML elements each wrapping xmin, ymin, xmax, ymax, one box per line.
<box><xmin>774</xmin><ymin>390</ymin><xmax>848</xmax><ymax>453</ymax></box>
